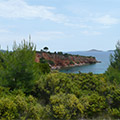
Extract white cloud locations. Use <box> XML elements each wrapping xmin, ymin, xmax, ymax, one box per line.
<box><xmin>93</xmin><ymin>15</ymin><xmax>119</xmax><ymax>25</ymax></box>
<box><xmin>81</xmin><ymin>30</ymin><xmax>102</xmax><ymax>36</ymax></box>
<box><xmin>0</xmin><ymin>0</ymin><xmax>67</xmax><ymax>23</ymax></box>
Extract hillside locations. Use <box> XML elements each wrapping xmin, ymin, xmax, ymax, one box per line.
<box><xmin>88</xmin><ymin>49</ymin><xmax>103</xmax><ymax>52</ymax></box>
<box><xmin>36</xmin><ymin>51</ymin><xmax>98</xmax><ymax>69</ymax></box>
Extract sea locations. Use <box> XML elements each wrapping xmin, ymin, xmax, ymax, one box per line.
<box><xmin>59</xmin><ymin>51</ymin><xmax>114</xmax><ymax>74</ymax></box>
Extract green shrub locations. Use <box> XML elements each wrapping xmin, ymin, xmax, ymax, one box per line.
<box><xmin>39</xmin><ymin>63</ymin><xmax>50</xmax><ymax>74</ymax></box>
<box><xmin>32</xmin><ymin>73</ymin><xmax>107</xmax><ymax>103</ymax></box>
<box><xmin>57</xmin><ymin>52</ymin><xmax>63</xmax><ymax>55</ymax></box>
<box><xmin>40</xmin><ymin>57</ymin><xmax>47</xmax><ymax>63</ymax></box>
<box><xmin>50</xmin><ymin>93</ymin><xmax>84</xmax><ymax>120</ymax></box>
<box><xmin>0</xmin><ymin>92</ymin><xmax>47</xmax><ymax>120</ymax></box>
<box><xmin>80</xmin><ymin>93</ymin><xmax>106</xmax><ymax>117</ymax></box>
<box><xmin>0</xmin><ymin>97</ymin><xmax>18</xmax><ymax>119</ymax></box>
<box><xmin>0</xmin><ymin>86</ymin><xmax>10</xmax><ymax>97</ymax></box>
<box><xmin>109</xmin><ymin>108</ymin><xmax>120</xmax><ymax>118</ymax></box>
<box><xmin>70</xmin><ymin>61</ymin><xmax>74</xmax><ymax>65</ymax></box>
<box><xmin>48</xmin><ymin>60</ymin><xmax>55</xmax><ymax>66</ymax></box>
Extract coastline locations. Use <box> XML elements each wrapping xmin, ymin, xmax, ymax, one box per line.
<box><xmin>51</xmin><ymin>61</ymin><xmax>100</xmax><ymax>70</ymax></box>
<box><xmin>36</xmin><ymin>51</ymin><xmax>100</xmax><ymax>70</ymax></box>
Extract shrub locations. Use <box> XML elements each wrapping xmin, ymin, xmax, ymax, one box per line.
<box><xmin>0</xmin><ymin>91</ymin><xmax>47</xmax><ymax>120</ymax></box>
<box><xmin>48</xmin><ymin>60</ymin><xmax>55</xmax><ymax>66</ymax></box>
<box><xmin>40</xmin><ymin>57</ymin><xmax>47</xmax><ymax>63</ymax></box>
<box><xmin>109</xmin><ymin>108</ymin><xmax>120</xmax><ymax>118</ymax></box>
<box><xmin>80</xmin><ymin>93</ymin><xmax>106</xmax><ymax>117</ymax></box>
<box><xmin>57</xmin><ymin>52</ymin><xmax>63</xmax><ymax>55</ymax></box>
<box><xmin>0</xmin><ymin>97</ymin><xmax>18</xmax><ymax>119</ymax></box>
<box><xmin>50</xmin><ymin>93</ymin><xmax>84</xmax><ymax>120</ymax></box>
<box><xmin>38</xmin><ymin>63</ymin><xmax>50</xmax><ymax>74</ymax></box>
<box><xmin>70</xmin><ymin>61</ymin><xmax>74</xmax><ymax>65</ymax></box>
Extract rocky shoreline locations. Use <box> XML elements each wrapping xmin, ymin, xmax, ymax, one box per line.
<box><xmin>36</xmin><ymin>51</ymin><xmax>100</xmax><ymax>70</ymax></box>
<box><xmin>51</xmin><ymin>62</ymin><xmax>87</xmax><ymax>70</ymax></box>
<box><xmin>51</xmin><ymin>61</ymin><xmax>101</xmax><ymax>70</ymax></box>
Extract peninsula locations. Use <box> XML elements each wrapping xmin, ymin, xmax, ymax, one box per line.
<box><xmin>36</xmin><ymin>51</ymin><xmax>99</xmax><ymax>69</ymax></box>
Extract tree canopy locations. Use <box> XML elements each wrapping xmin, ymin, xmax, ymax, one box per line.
<box><xmin>0</xmin><ymin>40</ymin><xmax>39</xmax><ymax>93</ymax></box>
<box><xmin>43</xmin><ymin>47</ymin><xmax>48</xmax><ymax>52</ymax></box>
<box><xmin>106</xmin><ymin>41</ymin><xmax>120</xmax><ymax>84</ymax></box>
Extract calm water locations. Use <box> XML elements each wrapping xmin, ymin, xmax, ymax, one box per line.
<box><xmin>59</xmin><ymin>51</ymin><xmax>113</xmax><ymax>74</ymax></box>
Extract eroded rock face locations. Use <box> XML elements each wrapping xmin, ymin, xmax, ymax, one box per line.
<box><xmin>35</xmin><ymin>51</ymin><xmax>98</xmax><ymax>69</ymax></box>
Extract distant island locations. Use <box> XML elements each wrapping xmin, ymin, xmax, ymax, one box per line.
<box><xmin>67</xmin><ymin>49</ymin><xmax>114</xmax><ymax>55</ymax></box>
<box><xmin>87</xmin><ymin>49</ymin><xmax>103</xmax><ymax>52</ymax></box>
<box><xmin>88</xmin><ymin>49</ymin><xmax>114</xmax><ymax>52</ymax></box>
<box><xmin>36</xmin><ymin>51</ymin><xmax>99</xmax><ymax>69</ymax></box>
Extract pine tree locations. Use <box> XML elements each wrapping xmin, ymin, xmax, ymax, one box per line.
<box><xmin>0</xmin><ymin>40</ymin><xmax>38</xmax><ymax>93</ymax></box>
<box><xmin>110</xmin><ymin>41</ymin><xmax>120</xmax><ymax>70</ymax></box>
<box><xmin>106</xmin><ymin>41</ymin><xmax>120</xmax><ymax>84</ymax></box>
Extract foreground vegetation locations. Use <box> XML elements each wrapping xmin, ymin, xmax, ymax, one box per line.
<box><xmin>0</xmin><ymin>40</ymin><xmax>120</xmax><ymax>119</ymax></box>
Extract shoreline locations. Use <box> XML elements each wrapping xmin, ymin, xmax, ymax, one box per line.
<box><xmin>36</xmin><ymin>51</ymin><xmax>101</xmax><ymax>70</ymax></box>
<box><xmin>51</xmin><ymin>61</ymin><xmax>101</xmax><ymax>70</ymax></box>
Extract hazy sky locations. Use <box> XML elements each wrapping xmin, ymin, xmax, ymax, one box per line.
<box><xmin>0</xmin><ymin>0</ymin><xmax>119</xmax><ymax>51</ymax></box>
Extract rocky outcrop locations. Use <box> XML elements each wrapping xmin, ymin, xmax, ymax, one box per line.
<box><xmin>36</xmin><ymin>51</ymin><xmax>99</xmax><ymax>69</ymax></box>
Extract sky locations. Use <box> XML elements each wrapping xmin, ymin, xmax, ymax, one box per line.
<box><xmin>0</xmin><ymin>0</ymin><xmax>120</xmax><ymax>52</ymax></box>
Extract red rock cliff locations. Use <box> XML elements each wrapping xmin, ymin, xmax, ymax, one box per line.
<box><xmin>35</xmin><ymin>51</ymin><xmax>98</xmax><ymax>69</ymax></box>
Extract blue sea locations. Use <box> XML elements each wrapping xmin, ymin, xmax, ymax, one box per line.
<box><xmin>59</xmin><ymin>51</ymin><xmax>114</xmax><ymax>74</ymax></box>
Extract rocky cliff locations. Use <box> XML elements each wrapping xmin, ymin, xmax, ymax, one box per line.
<box><xmin>35</xmin><ymin>51</ymin><xmax>98</xmax><ymax>69</ymax></box>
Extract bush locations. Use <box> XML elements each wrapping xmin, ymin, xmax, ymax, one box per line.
<box><xmin>38</xmin><ymin>63</ymin><xmax>50</xmax><ymax>74</ymax></box>
<box><xmin>0</xmin><ymin>97</ymin><xmax>18</xmax><ymax>119</ymax></box>
<box><xmin>57</xmin><ymin>52</ymin><xmax>63</xmax><ymax>55</ymax></box>
<box><xmin>40</xmin><ymin>57</ymin><xmax>47</xmax><ymax>63</ymax></box>
<box><xmin>0</xmin><ymin>91</ymin><xmax>47</xmax><ymax>120</ymax></box>
<box><xmin>50</xmin><ymin>93</ymin><xmax>84</xmax><ymax>120</ymax></box>
<box><xmin>80</xmin><ymin>93</ymin><xmax>106</xmax><ymax>117</ymax></box>
<box><xmin>32</xmin><ymin>73</ymin><xmax>107</xmax><ymax>103</ymax></box>
<box><xmin>70</xmin><ymin>61</ymin><xmax>74</xmax><ymax>65</ymax></box>
<box><xmin>109</xmin><ymin>108</ymin><xmax>120</xmax><ymax>118</ymax></box>
<box><xmin>48</xmin><ymin>60</ymin><xmax>55</xmax><ymax>66</ymax></box>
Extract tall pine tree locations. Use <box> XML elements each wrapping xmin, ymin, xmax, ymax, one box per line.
<box><xmin>0</xmin><ymin>40</ymin><xmax>38</xmax><ymax>93</ymax></box>
<box><xmin>106</xmin><ymin>41</ymin><xmax>120</xmax><ymax>84</ymax></box>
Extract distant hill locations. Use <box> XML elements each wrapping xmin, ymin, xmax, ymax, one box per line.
<box><xmin>67</xmin><ymin>49</ymin><xmax>114</xmax><ymax>54</ymax></box>
<box><xmin>87</xmin><ymin>49</ymin><xmax>103</xmax><ymax>52</ymax></box>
